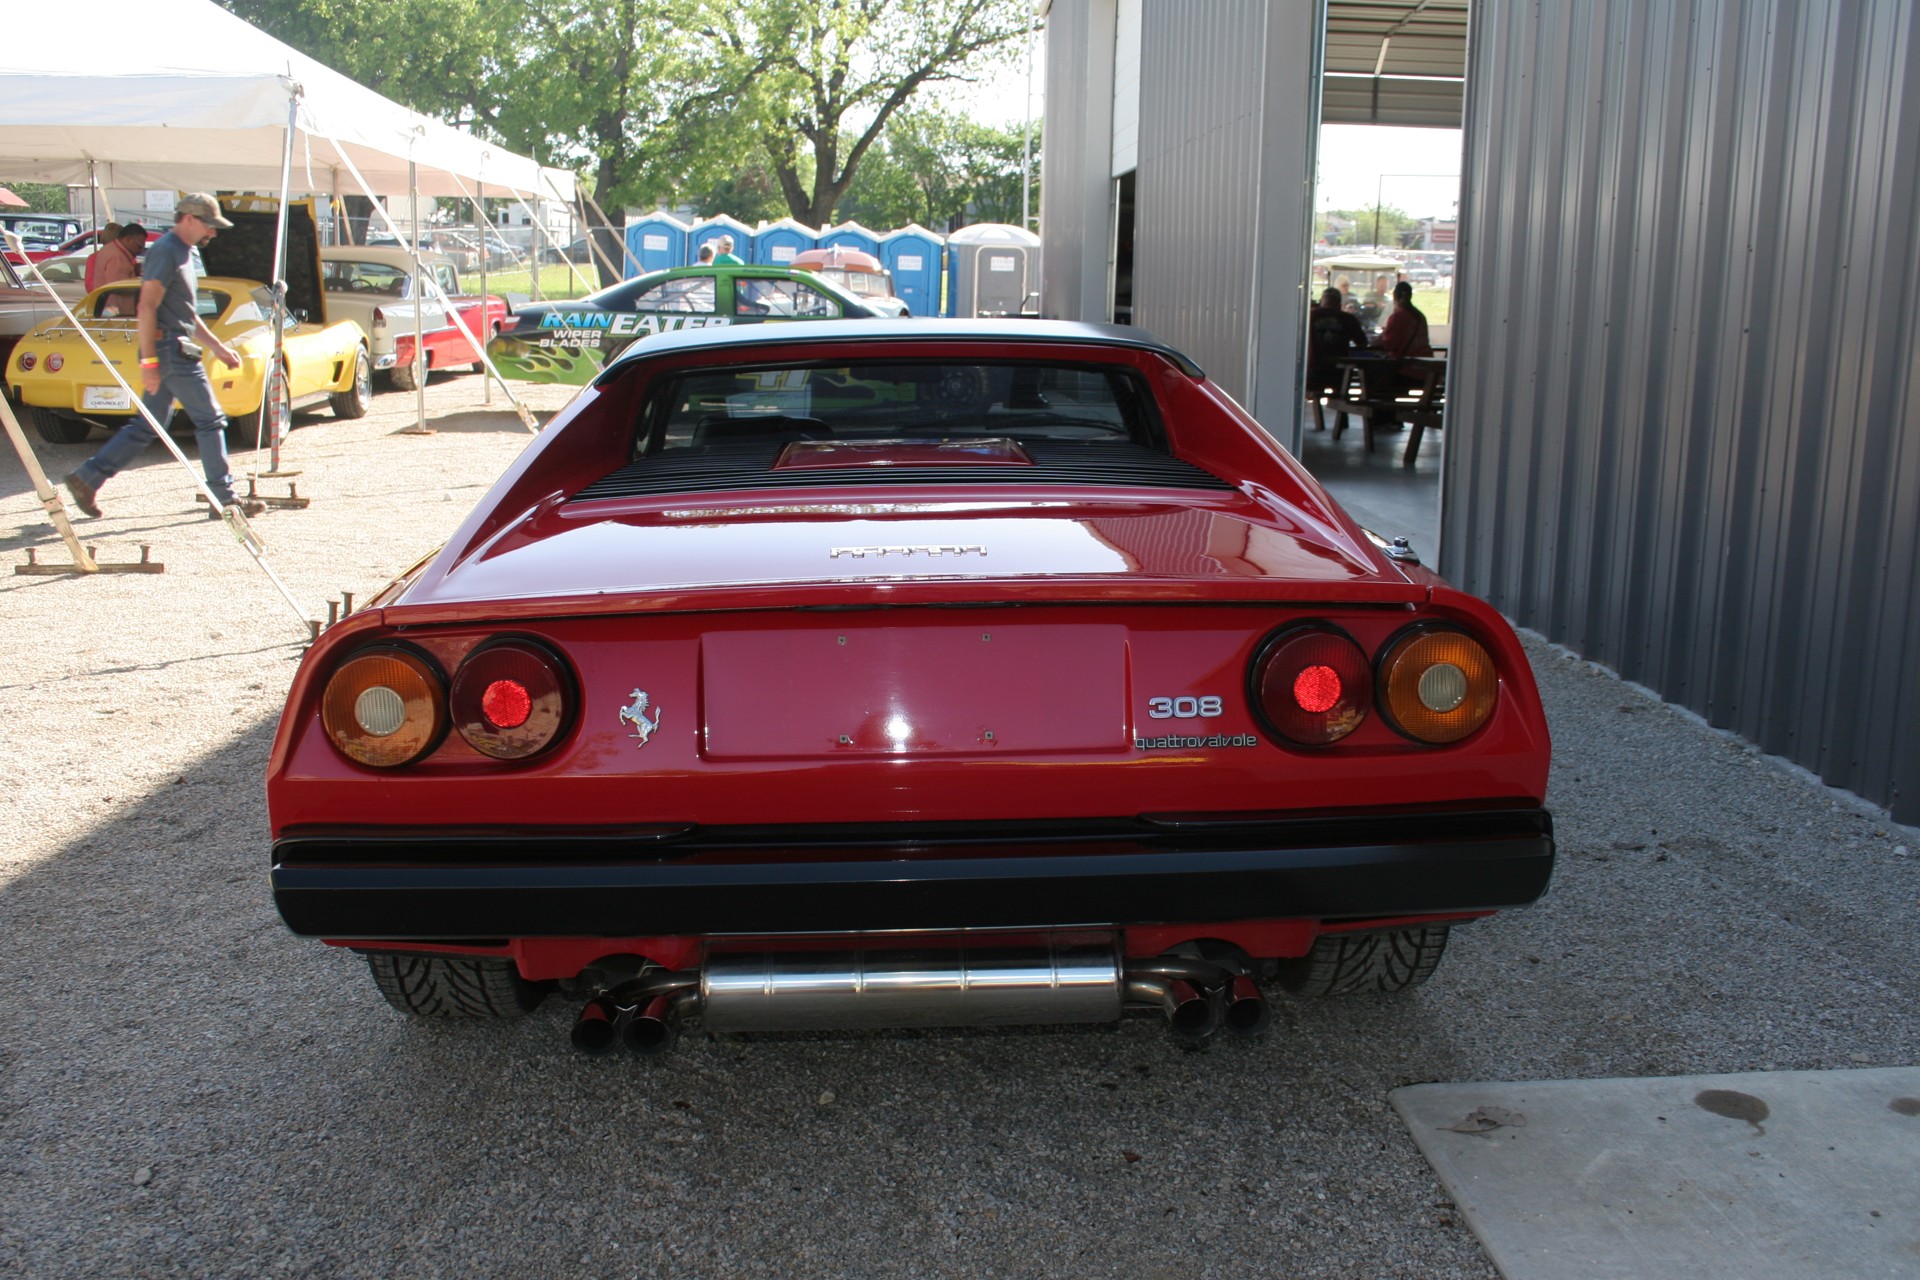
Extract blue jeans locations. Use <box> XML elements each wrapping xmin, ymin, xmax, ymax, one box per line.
<box><xmin>74</xmin><ymin>340</ymin><xmax>236</xmax><ymax>504</ymax></box>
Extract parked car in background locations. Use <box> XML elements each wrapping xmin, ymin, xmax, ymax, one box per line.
<box><xmin>0</xmin><ymin>213</ymin><xmax>86</xmax><ymax>263</ymax></box>
<box><xmin>21</xmin><ymin>254</ymin><xmax>95</xmax><ymax>300</ymax></box>
<box><xmin>790</xmin><ymin>246</ymin><xmax>909</xmax><ymax>317</ymax></box>
<box><xmin>486</xmin><ymin>263</ymin><xmax>884</xmax><ymax>385</ymax></box>
<box><xmin>0</xmin><ymin>252</ymin><xmax>75</xmax><ymax>373</ymax></box>
<box><xmin>540</xmin><ymin>236</ymin><xmax>597</xmax><ymax>266</ymax></box>
<box><xmin>320</xmin><ymin>246</ymin><xmax>510</xmax><ymax>391</ymax></box>
<box><xmin>267</xmin><ymin>319</ymin><xmax>1556</xmax><ymax>1052</ymax></box>
<box><xmin>7</xmin><ymin>276</ymin><xmax>371</xmax><ymax>444</ymax></box>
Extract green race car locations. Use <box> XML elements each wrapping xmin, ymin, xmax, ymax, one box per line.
<box><xmin>486</xmin><ymin>264</ymin><xmax>889</xmax><ymax>385</ymax></box>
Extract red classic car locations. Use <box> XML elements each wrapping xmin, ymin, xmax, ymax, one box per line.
<box><xmin>268</xmin><ymin>319</ymin><xmax>1554</xmax><ymax>1054</ymax></box>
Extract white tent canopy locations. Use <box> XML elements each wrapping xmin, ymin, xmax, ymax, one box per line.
<box><xmin>0</xmin><ymin>0</ymin><xmax>574</xmax><ymax>202</ymax></box>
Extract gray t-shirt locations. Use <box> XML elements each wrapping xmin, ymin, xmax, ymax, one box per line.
<box><xmin>141</xmin><ymin>229</ymin><xmax>199</xmax><ymax>342</ymax></box>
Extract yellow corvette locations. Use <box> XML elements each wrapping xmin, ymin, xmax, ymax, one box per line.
<box><xmin>6</xmin><ymin>276</ymin><xmax>371</xmax><ymax>446</ymax></box>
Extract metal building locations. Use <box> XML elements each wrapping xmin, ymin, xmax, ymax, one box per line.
<box><xmin>1041</xmin><ymin>0</ymin><xmax>1920</xmax><ymax>822</ymax></box>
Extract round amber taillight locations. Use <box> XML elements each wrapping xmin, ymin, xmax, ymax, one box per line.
<box><xmin>321</xmin><ymin>647</ymin><xmax>447</xmax><ymax>767</ymax></box>
<box><xmin>1378</xmin><ymin>627</ymin><xmax>1499</xmax><ymax>744</ymax></box>
<box><xmin>449</xmin><ymin>639</ymin><xmax>572</xmax><ymax>760</ymax></box>
<box><xmin>1250</xmin><ymin>625</ymin><xmax>1373</xmax><ymax>745</ymax></box>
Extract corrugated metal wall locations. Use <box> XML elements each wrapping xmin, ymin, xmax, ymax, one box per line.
<box><xmin>1038</xmin><ymin>0</ymin><xmax>1117</xmax><ymax>321</ymax></box>
<box><xmin>1450</xmin><ymin>0</ymin><xmax>1920</xmax><ymax>820</ymax></box>
<box><xmin>1133</xmin><ymin>3</ymin><xmax>1265</xmax><ymax>403</ymax></box>
<box><xmin>1132</xmin><ymin>1</ymin><xmax>1320</xmax><ymax>428</ymax></box>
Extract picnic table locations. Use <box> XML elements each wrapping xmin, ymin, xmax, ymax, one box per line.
<box><xmin>1318</xmin><ymin>353</ymin><xmax>1447</xmax><ymax>466</ymax></box>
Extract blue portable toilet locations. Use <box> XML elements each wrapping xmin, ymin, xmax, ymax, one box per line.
<box><xmin>819</xmin><ymin>221</ymin><xmax>881</xmax><ymax>258</ymax></box>
<box><xmin>753</xmin><ymin>218</ymin><xmax>819</xmax><ymax>267</ymax></box>
<box><xmin>688</xmin><ymin>213</ymin><xmax>755</xmax><ymax>264</ymax></box>
<box><xmin>945</xmin><ymin>223</ymin><xmax>1042</xmax><ymax>318</ymax></box>
<box><xmin>624</xmin><ymin>211</ymin><xmax>690</xmax><ymax>277</ymax></box>
<box><xmin>878</xmin><ymin>224</ymin><xmax>946</xmax><ymax>318</ymax></box>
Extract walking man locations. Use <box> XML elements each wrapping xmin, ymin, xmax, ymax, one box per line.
<box><xmin>66</xmin><ymin>193</ymin><xmax>262</xmax><ymax>519</ymax></box>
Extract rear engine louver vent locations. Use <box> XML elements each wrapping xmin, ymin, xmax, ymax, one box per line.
<box><xmin>570</xmin><ymin>440</ymin><xmax>1234</xmax><ymax>502</ymax></box>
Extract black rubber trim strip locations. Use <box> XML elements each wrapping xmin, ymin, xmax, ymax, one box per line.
<box><xmin>271</xmin><ymin>810</ymin><xmax>1554</xmax><ymax>939</ymax></box>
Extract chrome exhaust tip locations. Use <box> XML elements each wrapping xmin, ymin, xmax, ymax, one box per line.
<box><xmin>569</xmin><ymin>997</ymin><xmax>619</xmax><ymax>1055</ymax></box>
<box><xmin>617</xmin><ymin>993</ymin><xmax>679</xmax><ymax>1056</ymax></box>
<box><xmin>1222</xmin><ymin>975</ymin><xmax>1271</xmax><ymax>1038</ymax></box>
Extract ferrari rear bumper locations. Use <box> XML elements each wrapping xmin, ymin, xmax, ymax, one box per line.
<box><xmin>271</xmin><ymin>808</ymin><xmax>1554</xmax><ymax>940</ymax></box>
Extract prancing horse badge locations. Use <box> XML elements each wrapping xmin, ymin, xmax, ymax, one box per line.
<box><xmin>618</xmin><ymin>689</ymin><xmax>662</xmax><ymax>747</ymax></box>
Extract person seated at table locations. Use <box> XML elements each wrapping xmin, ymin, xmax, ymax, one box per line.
<box><xmin>1307</xmin><ymin>287</ymin><xmax>1368</xmax><ymax>395</ymax></box>
<box><xmin>1372</xmin><ymin>280</ymin><xmax>1434</xmax><ymax>363</ymax></box>
<box><xmin>1367</xmin><ymin>281</ymin><xmax>1438</xmax><ymax>411</ymax></box>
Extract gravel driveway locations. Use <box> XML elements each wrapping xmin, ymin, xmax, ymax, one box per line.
<box><xmin>3</xmin><ymin>376</ymin><xmax>1916</xmax><ymax>1278</ymax></box>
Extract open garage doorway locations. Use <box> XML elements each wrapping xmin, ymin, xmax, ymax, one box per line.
<box><xmin>1299</xmin><ymin>0</ymin><xmax>1467</xmax><ymax>565</ymax></box>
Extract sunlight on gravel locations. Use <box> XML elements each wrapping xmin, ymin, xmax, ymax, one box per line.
<box><xmin>0</xmin><ymin>373</ymin><xmax>579</xmax><ymax>882</ymax></box>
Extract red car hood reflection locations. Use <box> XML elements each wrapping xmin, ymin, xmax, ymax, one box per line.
<box><xmin>401</xmin><ymin>494</ymin><xmax>1413</xmax><ymax>610</ymax></box>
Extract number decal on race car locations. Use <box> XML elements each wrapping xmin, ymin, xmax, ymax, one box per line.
<box><xmin>1147</xmin><ymin>696</ymin><xmax>1223</xmax><ymax>720</ymax></box>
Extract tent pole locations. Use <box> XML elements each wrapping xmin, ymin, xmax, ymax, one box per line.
<box><xmin>580</xmin><ymin>188</ymin><xmax>626</xmax><ymax>282</ymax></box>
<box><xmin>260</xmin><ymin>89</ymin><xmax>299</xmax><ymax>478</ymax></box>
<box><xmin>409</xmin><ymin>150</ymin><xmax>428</xmax><ymax>434</ymax></box>
<box><xmin>477</xmin><ymin>179</ymin><xmax>490</xmax><ymax>405</ymax></box>
<box><xmin>87</xmin><ymin>161</ymin><xmax>97</xmax><ymax>242</ymax></box>
<box><xmin>319</xmin><ymin>141</ymin><xmax>539</xmax><ymax>433</ymax></box>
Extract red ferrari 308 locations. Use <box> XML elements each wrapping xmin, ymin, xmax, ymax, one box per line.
<box><xmin>268</xmin><ymin>319</ymin><xmax>1554</xmax><ymax>1054</ymax></box>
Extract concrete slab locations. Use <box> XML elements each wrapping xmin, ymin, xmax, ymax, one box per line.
<box><xmin>1391</xmin><ymin>1068</ymin><xmax>1920</xmax><ymax>1279</ymax></box>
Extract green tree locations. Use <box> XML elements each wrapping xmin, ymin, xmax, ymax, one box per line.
<box><xmin>1318</xmin><ymin>205</ymin><xmax>1417</xmax><ymax>249</ymax></box>
<box><xmin>839</xmin><ymin>108</ymin><xmax>1035</xmax><ymax>231</ymax></box>
<box><xmin>3</xmin><ymin>182</ymin><xmax>70</xmax><ymax>213</ymax></box>
<box><xmin>219</xmin><ymin>0</ymin><xmax>512</xmax><ymax>128</ymax></box>
<box><xmin>689</xmin><ymin>0</ymin><xmax>1032</xmax><ymax>225</ymax></box>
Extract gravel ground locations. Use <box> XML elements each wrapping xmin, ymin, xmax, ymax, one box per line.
<box><xmin>2</xmin><ymin>377</ymin><xmax>1917</xmax><ymax>1279</ymax></box>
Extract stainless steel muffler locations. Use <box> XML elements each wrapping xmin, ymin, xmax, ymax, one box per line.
<box><xmin>700</xmin><ymin>942</ymin><xmax>1123</xmax><ymax>1033</ymax></box>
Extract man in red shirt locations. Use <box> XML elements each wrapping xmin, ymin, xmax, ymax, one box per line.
<box><xmin>1371</xmin><ymin>281</ymin><xmax>1433</xmax><ymax>362</ymax></box>
<box><xmin>85</xmin><ymin>222</ymin><xmax>145</xmax><ymax>294</ymax></box>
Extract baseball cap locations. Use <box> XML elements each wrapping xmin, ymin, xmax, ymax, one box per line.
<box><xmin>175</xmin><ymin>192</ymin><xmax>235</xmax><ymax>228</ymax></box>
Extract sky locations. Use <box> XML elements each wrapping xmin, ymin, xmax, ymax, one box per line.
<box><xmin>933</xmin><ymin>41</ymin><xmax>1463</xmax><ymax>223</ymax></box>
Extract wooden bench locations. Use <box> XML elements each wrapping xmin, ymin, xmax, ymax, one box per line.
<box><xmin>1324</xmin><ymin>356</ymin><xmax>1447</xmax><ymax>466</ymax></box>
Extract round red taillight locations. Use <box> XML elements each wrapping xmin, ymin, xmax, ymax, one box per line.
<box><xmin>45</xmin><ymin>353</ymin><xmax>63</xmax><ymax>373</ymax></box>
<box><xmin>450</xmin><ymin>639</ymin><xmax>571</xmax><ymax>760</ymax></box>
<box><xmin>18</xmin><ymin>352</ymin><xmax>36</xmax><ymax>371</ymax></box>
<box><xmin>1251</xmin><ymin>625</ymin><xmax>1373</xmax><ymax>745</ymax></box>
<box><xmin>321</xmin><ymin>646</ymin><xmax>448</xmax><ymax>767</ymax></box>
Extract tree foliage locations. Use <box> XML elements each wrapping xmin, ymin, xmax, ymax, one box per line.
<box><xmin>636</xmin><ymin>0</ymin><xmax>1034</xmax><ymax>224</ymax></box>
<box><xmin>217</xmin><ymin>0</ymin><xmax>1032</xmax><ymax>240</ymax></box>
<box><xmin>1317</xmin><ymin>205</ymin><xmax>1420</xmax><ymax>249</ymax></box>
<box><xmin>838</xmin><ymin>109</ymin><xmax>1035</xmax><ymax>231</ymax></box>
<box><xmin>3</xmin><ymin>182</ymin><xmax>70</xmax><ymax>213</ymax></box>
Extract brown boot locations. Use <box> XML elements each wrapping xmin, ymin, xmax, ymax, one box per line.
<box><xmin>64</xmin><ymin>471</ymin><xmax>101</xmax><ymax>518</ymax></box>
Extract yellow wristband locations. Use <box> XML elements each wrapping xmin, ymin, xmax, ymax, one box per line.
<box><xmin>140</xmin><ymin>357</ymin><xmax>159</xmax><ymax>367</ymax></box>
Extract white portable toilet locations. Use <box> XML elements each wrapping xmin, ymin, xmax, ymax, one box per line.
<box><xmin>946</xmin><ymin>223</ymin><xmax>1041</xmax><ymax>318</ymax></box>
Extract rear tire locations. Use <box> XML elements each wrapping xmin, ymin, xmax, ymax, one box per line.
<box><xmin>28</xmin><ymin>405</ymin><xmax>91</xmax><ymax>444</ymax></box>
<box><xmin>366</xmin><ymin>954</ymin><xmax>546</xmax><ymax>1019</ymax></box>
<box><xmin>389</xmin><ymin>357</ymin><xmax>419</xmax><ymax>392</ymax></box>
<box><xmin>329</xmin><ymin>346</ymin><xmax>372</xmax><ymax>419</ymax></box>
<box><xmin>1273</xmin><ymin>926</ymin><xmax>1450</xmax><ymax>996</ymax></box>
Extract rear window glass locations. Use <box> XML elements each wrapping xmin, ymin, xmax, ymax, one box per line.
<box><xmin>642</xmin><ymin>361</ymin><xmax>1155</xmax><ymax>455</ymax></box>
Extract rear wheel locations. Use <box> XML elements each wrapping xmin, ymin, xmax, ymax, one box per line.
<box><xmin>389</xmin><ymin>355</ymin><xmax>420</xmax><ymax>392</ymax></box>
<box><xmin>28</xmin><ymin>405</ymin><xmax>91</xmax><ymax>444</ymax></box>
<box><xmin>366</xmin><ymin>954</ymin><xmax>546</xmax><ymax>1019</ymax></box>
<box><xmin>329</xmin><ymin>346</ymin><xmax>372</xmax><ymax>419</ymax></box>
<box><xmin>1273</xmin><ymin>926</ymin><xmax>1450</xmax><ymax>996</ymax></box>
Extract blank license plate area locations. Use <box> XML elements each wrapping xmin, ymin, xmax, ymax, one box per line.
<box><xmin>702</xmin><ymin>625</ymin><xmax>1128</xmax><ymax>759</ymax></box>
<box><xmin>82</xmin><ymin>385</ymin><xmax>132</xmax><ymax>410</ymax></box>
